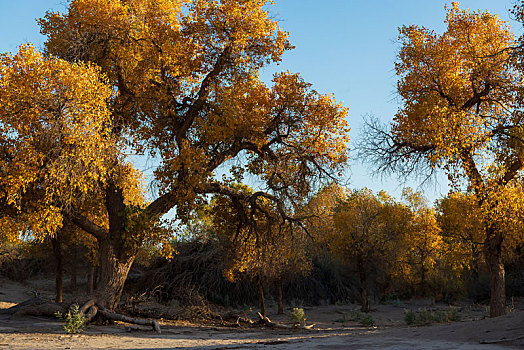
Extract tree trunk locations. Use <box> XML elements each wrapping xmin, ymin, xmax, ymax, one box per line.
<box><xmin>275</xmin><ymin>280</ymin><xmax>283</xmax><ymax>315</ymax></box>
<box><xmin>485</xmin><ymin>229</ymin><xmax>506</xmax><ymax>317</ymax></box>
<box><xmin>420</xmin><ymin>253</ymin><xmax>427</xmax><ymax>297</ymax></box>
<box><xmin>257</xmin><ymin>277</ymin><xmax>266</xmax><ymax>317</ymax></box>
<box><xmin>93</xmin><ymin>238</ymin><xmax>135</xmax><ymax>310</ymax></box>
<box><xmin>88</xmin><ymin>180</ymin><xmax>136</xmax><ymax>310</ymax></box>
<box><xmin>88</xmin><ymin>265</ymin><xmax>96</xmax><ymax>295</ymax></box>
<box><xmin>51</xmin><ymin>236</ymin><xmax>63</xmax><ymax>303</ymax></box>
<box><xmin>93</xmin><ymin>266</ymin><xmax>99</xmax><ymax>291</ymax></box>
<box><xmin>70</xmin><ymin>246</ymin><xmax>78</xmax><ymax>298</ymax></box>
<box><xmin>357</xmin><ymin>258</ymin><xmax>369</xmax><ymax>313</ymax></box>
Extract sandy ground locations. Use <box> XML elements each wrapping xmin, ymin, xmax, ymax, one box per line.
<box><xmin>1</xmin><ymin>277</ymin><xmax>523</xmax><ymax>349</ymax></box>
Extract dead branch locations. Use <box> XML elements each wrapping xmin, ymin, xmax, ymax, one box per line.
<box><xmin>257</xmin><ymin>312</ymin><xmax>315</xmax><ymax>330</ymax></box>
<box><xmin>99</xmin><ymin>309</ymin><xmax>161</xmax><ymax>333</ymax></box>
<box><xmin>2</xmin><ymin>297</ymin><xmax>66</xmax><ymax>318</ymax></box>
<box><xmin>257</xmin><ymin>312</ymin><xmax>292</xmax><ymax>329</ymax></box>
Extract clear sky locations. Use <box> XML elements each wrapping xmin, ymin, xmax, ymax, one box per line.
<box><xmin>0</xmin><ymin>0</ymin><xmax>520</xmax><ymax>203</ymax></box>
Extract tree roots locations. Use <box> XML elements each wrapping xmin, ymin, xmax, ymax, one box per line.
<box><xmin>4</xmin><ymin>297</ymin><xmax>161</xmax><ymax>333</ymax></box>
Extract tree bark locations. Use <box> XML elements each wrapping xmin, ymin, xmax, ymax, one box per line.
<box><xmin>88</xmin><ymin>265</ymin><xmax>96</xmax><ymax>295</ymax></box>
<box><xmin>257</xmin><ymin>277</ymin><xmax>266</xmax><ymax>317</ymax></box>
<box><xmin>485</xmin><ymin>229</ymin><xmax>506</xmax><ymax>317</ymax></box>
<box><xmin>357</xmin><ymin>258</ymin><xmax>370</xmax><ymax>313</ymax></box>
<box><xmin>275</xmin><ymin>280</ymin><xmax>283</xmax><ymax>315</ymax></box>
<box><xmin>87</xmin><ymin>179</ymin><xmax>135</xmax><ymax>310</ymax></box>
<box><xmin>70</xmin><ymin>245</ymin><xmax>78</xmax><ymax>298</ymax></box>
<box><xmin>99</xmin><ymin>309</ymin><xmax>161</xmax><ymax>333</ymax></box>
<box><xmin>94</xmin><ymin>238</ymin><xmax>135</xmax><ymax>310</ymax></box>
<box><xmin>51</xmin><ymin>236</ymin><xmax>63</xmax><ymax>303</ymax></box>
<box><xmin>420</xmin><ymin>253</ymin><xmax>427</xmax><ymax>297</ymax></box>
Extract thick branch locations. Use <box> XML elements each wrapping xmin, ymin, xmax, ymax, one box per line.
<box><xmin>175</xmin><ymin>46</ymin><xmax>232</xmax><ymax>147</ymax></box>
<box><xmin>461</xmin><ymin>82</ymin><xmax>491</xmax><ymax>111</ymax></box>
<box><xmin>500</xmin><ymin>158</ymin><xmax>523</xmax><ymax>185</ymax></box>
<box><xmin>145</xmin><ymin>191</ymin><xmax>177</xmax><ymax>218</ymax></box>
<box><xmin>459</xmin><ymin>148</ymin><xmax>486</xmax><ymax>198</ymax></box>
<box><xmin>68</xmin><ymin>210</ymin><xmax>107</xmax><ymax>241</ymax></box>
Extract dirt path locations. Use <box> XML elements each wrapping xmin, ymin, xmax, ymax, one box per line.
<box><xmin>0</xmin><ymin>312</ymin><xmax>522</xmax><ymax>349</ymax></box>
<box><xmin>1</xmin><ymin>278</ymin><xmax>522</xmax><ymax>349</ymax></box>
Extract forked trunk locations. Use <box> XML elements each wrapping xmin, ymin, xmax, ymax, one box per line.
<box><xmin>485</xmin><ymin>229</ymin><xmax>506</xmax><ymax>317</ymax></box>
<box><xmin>88</xmin><ymin>180</ymin><xmax>136</xmax><ymax>310</ymax></box>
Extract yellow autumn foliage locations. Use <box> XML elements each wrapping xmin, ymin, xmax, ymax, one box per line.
<box><xmin>0</xmin><ymin>45</ymin><xmax>114</xmax><ymax>242</ymax></box>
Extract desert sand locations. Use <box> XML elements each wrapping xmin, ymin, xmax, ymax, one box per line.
<box><xmin>1</xmin><ymin>277</ymin><xmax>523</xmax><ymax>349</ymax></box>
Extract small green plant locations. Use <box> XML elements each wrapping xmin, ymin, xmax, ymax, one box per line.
<box><xmin>358</xmin><ymin>313</ymin><xmax>375</xmax><ymax>327</ymax></box>
<box><xmin>290</xmin><ymin>307</ymin><xmax>306</xmax><ymax>325</ymax></box>
<box><xmin>447</xmin><ymin>307</ymin><xmax>461</xmax><ymax>322</ymax></box>
<box><xmin>55</xmin><ymin>304</ymin><xmax>86</xmax><ymax>334</ymax></box>
<box><xmin>339</xmin><ymin>310</ymin><xmax>375</xmax><ymax>327</ymax></box>
<box><xmin>348</xmin><ymin>310</ymin><xmax>361</xmax><ymax>321</ymax></box>
<box><xmin>404</xmin><ymin>309</ymin><xmax>416</xmax><ymax>325</ymax></box>
<box><xmin>404</xmin><ymin>307</ymin><xmax>461</xmax><ymax>325</ymax></box>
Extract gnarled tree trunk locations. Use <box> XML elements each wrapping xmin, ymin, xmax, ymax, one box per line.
<box><xmin>93</xmin><ymin>238</ymin><xmax>135</xmax><ymax>310</ymax></box>
<box><xmin>485</xmin><ymin>229</ymin><xmax>506</xmax><ymax>317</ymax></box>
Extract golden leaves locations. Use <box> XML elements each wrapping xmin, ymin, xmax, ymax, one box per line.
<box><xmin>0</xmin><ymin>45</ymin><xmax>114</xmax><ymax>239</ymax></box>
<box><xmin>392</xmin><ymin>3</ymin><xmax>524</xmax><ymax>254</ymax></box>
<box><xmin>394</xmin><ymin>2</ymin><xmax>518</xmax><ymax>172</ymax></box>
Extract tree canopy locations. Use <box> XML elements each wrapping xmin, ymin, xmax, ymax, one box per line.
<box><xmin>361</xmin><ymin>2</ymin><xmax>524</xmax><ymax>316</ymax></box>
<box><xmin>0</xmin><ymin>0</ymin><xmax>351</xmax><ymax>313</ymax></box>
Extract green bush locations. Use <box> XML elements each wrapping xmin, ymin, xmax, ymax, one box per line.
<box><xmin>56</xmin><ymin>304</ymin><xmax>86</xmax><ymax>334</ymax></box>
<box><xmin>404</xmin><ymin>309</ymin><xmax>416</xmax><ymax>325</ymax></box>
<box><xmin>341</xmin><ymin>310</ymin><xmax>375</xmax><ymax>327</ymax></box>
<box><xmin>447</xmin><ymin>307</ymin><xmax>461</xmax><ymax>322</ymax></box>
<box><xmin>358</xmin><ymin>313</ymin><xmax>375</xmax><ymax>327</ymax></box>
<box><xmin>290</xmin><ymin>307</ymin><xmax>306</xmax><ymax>325</ymax></box>
<box><xmin>404</xmin><ymin>307</ymin><xmax>460</xmax><ymax>325</ymax></box>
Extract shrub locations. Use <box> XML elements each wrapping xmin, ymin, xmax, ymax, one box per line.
<box><xmin>358</xmin><ymin>313</ymin><xmax>375</xmax><ymax>327</ymax></box>
<box><xmin>343</xmin><ymin>310</ymin><xmax>375</xmax><ymax>327</ymax></box>
<box><xmin>404</xmin><ymin>307</ymin><xmax>460</xmax><ymax>325</ymax></box>
<box><xmin>290</xmin><ymin>308</ymin><xmax>306</xmax><ymax>325</ymax></box>
<box><xmin>404</xmin><ymin>309</ymin><xmax>416</xmax><ymax>325</ymax></box>
<box><xmin>56</xmin><ymin>304</ymin><xmax>86</xmax><ymax>334</ymax></box>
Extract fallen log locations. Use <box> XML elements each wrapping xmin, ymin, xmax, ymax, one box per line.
<box><xmin>2</xmin><ymin>298</ymin><xmax>162</xmax><ymax>333</ymax></box>
<box><xmin>257</xmin><ymin>312</ymin><xmax>315</xmax><ymax>330</ymax></box>
<box><xmin>2</xmin><ymin>297</ymin><xmax>66</xmax><ymax>319</ymax></box>
<box><xmin>99</xmin><ymin>309</ymin><xmax>161</xmax><ymax>333</ymax></box>
<box><xmin>257</xmin><ymin>312</ymin><xmax>292</xmax><ymax>329</ymax></box>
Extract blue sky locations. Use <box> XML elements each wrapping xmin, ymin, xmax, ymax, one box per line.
<box><xmin>0</xmin><ymin>0</ymin><xmax>520</xmax><ymax>203</ymax></box>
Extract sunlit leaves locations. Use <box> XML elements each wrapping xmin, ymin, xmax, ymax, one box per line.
<box><xmin>394</xmin><ymin>2</ymin><xmax>521</xmax><ymax>181</ymax></box>
<box><xmin>39</xmin><ymin>0</ymin><xmax>349</xmax><ymax>212</ymax></box>
<box><xmin>0</xmin><ymin>45</ymin><xmax>114</xmax><ymax>241</ymax></box>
